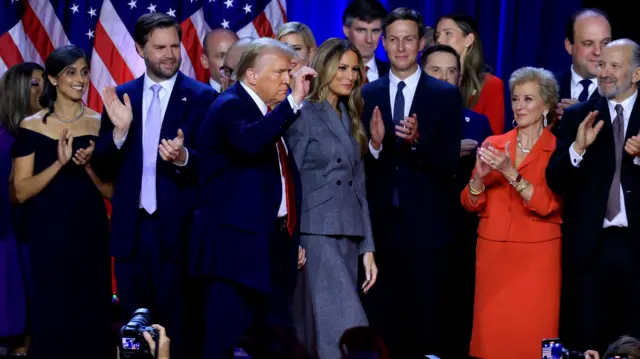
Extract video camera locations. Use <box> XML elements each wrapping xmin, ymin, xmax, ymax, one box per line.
<box><xmin>119</xmin><ymin>308</ymin><xmax>159</xmax><ymax>359</ymax></box>
<box><xmin>543</xmin><ymin>339</ymin><xmax>630</xmax><ymax>359</ymax></box>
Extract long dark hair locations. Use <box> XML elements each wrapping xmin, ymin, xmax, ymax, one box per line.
<box><xmin>436</xmin><ymin>13</ymin><xmax>488</xmax><ymax>108</ymax></box>
<box><xmin>0</xmin><ymin>62</ymin><xmax>44</xmax><ymax>135</ymax></box>
<box><xmin>39</xmin><ymin>45</ymin><xmax>88</xmax><ymax>123</ymax></box>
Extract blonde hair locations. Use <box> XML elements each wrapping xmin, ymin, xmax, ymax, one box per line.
<box><xmin>308</xmin><ymin>38</ymin><xmax>367</xmax><ymax>153</ymax></box>
<box><xmin>276</xmin><ymin>22</ymin><xmax>317</xmax><ymax>51</ymax></box>
<box><xmin>509</xmin><ymin>66</ymin><xmax>559</xmax><ymax>125</ymax></box>
<box><xmin>235</xmin><ymin>38</ymin><xmax>296</xmax><ymax>81</ymax></box>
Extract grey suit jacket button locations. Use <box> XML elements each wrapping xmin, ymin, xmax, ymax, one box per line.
<box><xmin>348</xmin><ymin>180</ymin><xmax>353</xmax><ymax>186</ymax></box>
<box><xmin>336</xmin><ymin>180</ymin><xmax>342</xmax><ymax>185</ymax></box>
<box><xmin>337</xmin><ymin>158</ymin><xmax>342</xmax><ymax>163</ymax></box>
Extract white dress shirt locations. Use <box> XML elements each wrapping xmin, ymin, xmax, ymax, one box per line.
<box><xmin>569</xmin><ymin>90</ymin><xmax>639</xmax><ymax>228</ymax></box>
<box><xmin>368</xmin><ymin>67</ymin><xmax>423</xmax><ymax>159</ymax></box>
<box><xmin>570</xmin><ymin>65</ymin><xmax>598</xmax><ymax>100</ymax></box>
<box><xmin>366</xmin><ymin>57</ymin><xmax>379</xmax><ymax>83</ymax></box>
<box><xmin>239</xmin><ymin>81</ymin><xmax>302</xmax><ymax>218</ymax></box>
<box><xmin>209</xmin><ymin>78</ymin><xmax>221</xmax><ymax>93</ymax></box>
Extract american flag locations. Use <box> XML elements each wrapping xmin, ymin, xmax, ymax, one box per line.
<box><xmin>0</xmin><ymin>0</ymin><xmax>287</xmax><ymax>113</ymax></box>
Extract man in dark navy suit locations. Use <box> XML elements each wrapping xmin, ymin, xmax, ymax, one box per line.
<box><xmin>190</xmin><ymin>38</ymin><xmax>316</xmax><ymax>359</ymax></box>
<box><xmin>555</xmin><ymin>8</ymin><xmax>611</xmax><ymax>119</ymax></box>
<box><xmin>93</xmin><ymin>13</ymin><xmax>217</xmax><ymax>359</ymax></box>
<box><xmin>360</xmin><ymin>7</ymin><xmax>464</xmax><ymax>359</ymax></box>
<box><xmin>420</xmin><ymin>43</ymin><xmax>492</xmax><ymax>358</ymax></box>
<box><xmin>343</xmin><ymin>0</ymin><xmax>390</xmax><ymax>82</ymax></box>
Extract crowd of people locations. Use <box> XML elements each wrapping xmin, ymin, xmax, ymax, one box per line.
<box><xmin>1</xmin><ymin>0</ymin><xmax>640</xmax><ymax>359</ymax></box>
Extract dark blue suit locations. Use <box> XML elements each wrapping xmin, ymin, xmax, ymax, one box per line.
<box><xmin>555</xmin><ymin>68</ymin><xmax>600</xmax><ymax>101</ymax></box>
<box><xmin>360</xmin><ymin>71</ymin><xmax>464</xmax><ymax>358</ymax></box>
<box><xmin>190</xmin><ymin>82</ymin><xmax>302</xmax><ymax>359</ymax></box>
<box><xmin>93</xmin><ymin>71</ymin><xmax>217</xmax><ymax>359</ymax></box>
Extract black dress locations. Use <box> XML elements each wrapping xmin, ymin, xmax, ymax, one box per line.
<box><xmin>12</xmin><ymin>127</ymin><xmax>111</xmax><ymax>359</ymax></box>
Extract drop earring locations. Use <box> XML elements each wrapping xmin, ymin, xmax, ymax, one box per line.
<box><xmin>543</xmin><ymin>111</ymin><xmax>548</xmax><ymax>127</ymax></box>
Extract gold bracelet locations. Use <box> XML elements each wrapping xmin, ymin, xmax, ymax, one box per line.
<box><xmin>468</xmin><ymin>180</ymin><xmax>485</xmax><ymax>196</ymax></box>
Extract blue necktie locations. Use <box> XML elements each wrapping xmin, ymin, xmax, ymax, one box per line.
<box><xmin>578</xmin><ymin>79</ymin><xmax>592</xmax><ymax>102</ymax></box>
<box><xmin>141</xmin><ymin>84</ymin><xmax>162</xmax><ymax>214</ymax></box>
<box><xmin>392</xmin><ymin>81</ymin><xmax>405</xmax><ymax>207</ymax></box>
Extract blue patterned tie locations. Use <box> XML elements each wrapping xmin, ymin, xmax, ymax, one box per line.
<box><xmin>141</xmin><ymin>84</ymin><xmax>162</xmax><ymax>214</ymax></box>
<box><xmin>392</xmin><ymin>81</ymin><xmax>405</xmax><ymax>207</ymax></box>
<box><xmin>578</xmin><ymin>79</ymin><xmax>592</xmax><ymax>102</ymax></box>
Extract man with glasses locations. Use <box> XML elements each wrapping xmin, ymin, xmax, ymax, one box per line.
<box><xmin>219</xmin><ymin>37</ymin><xmax>253</xmax><ymax>91</ymax></box>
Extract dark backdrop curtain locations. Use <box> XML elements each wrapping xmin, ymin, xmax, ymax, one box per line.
<box><xmin>288</xmin><ymin>0</ymin><xmax>582</xmax><ymax>131</ymax></box>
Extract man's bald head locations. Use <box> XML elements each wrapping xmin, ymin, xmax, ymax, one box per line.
<box><xmin>200</xmin><ymin>28</ymin><xmax>239</xmax><ymax>83</ymax></box>
<box><xmin>224</xmin><ymin>37</ymin><xmax>254</xmax><ymax>71</ymax></box>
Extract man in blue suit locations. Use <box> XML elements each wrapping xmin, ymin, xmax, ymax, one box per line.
<box><xmin>420</xmin><ymin>43</ymin><xmax>493</xmax><ymax>358</ymax></box>
<box><xmin>190</xmin><ymin>38</ymin><xmax>316</xmax><ymax>359</ymax></box>
<box><xmin>93</xmin><ymin>13</ymin><xmax>217</xmax><ymax>359</ymax></box>
<box><xmin>360</xmin><ymin>8</ymin><xmax>464</xmax><ymax>359</ymax></box>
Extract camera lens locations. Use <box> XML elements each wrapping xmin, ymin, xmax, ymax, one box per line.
<box><xmin>128</xmin><ymin>308</ymin><xmax>152</xmax><ymax>328</ymax></box>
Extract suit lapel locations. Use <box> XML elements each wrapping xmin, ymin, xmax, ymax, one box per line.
<box><xmin>315</xmin><ymin>101</ymin><xmax>357</xmax><ymax>165</ymax></box>
<box><xmin>159</xmin><ymin>72</ymin><xmax>189</xmax><ymax>141</ymax></box>
<box><xmin>376</xmin><ymin>75</ymin><xmax>394</xmax><ymax>136</ymax></box>
<box><xmin>408</xmin><ymin>72</ymin><xmax>427</xmax><ymax>117</ymax></box>
<box><xmin>129</xmin><ymin>76</ymin><xmax>145</xmax><ymax>160</ymax></box>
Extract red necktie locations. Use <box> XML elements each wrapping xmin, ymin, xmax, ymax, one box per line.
<box><xmin>276</xmin><ymin>138</ymin><xmax>296</xmax><ymax>236</ymax></box>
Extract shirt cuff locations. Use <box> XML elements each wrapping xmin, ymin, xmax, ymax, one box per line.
<box><xmin>569</xmin><ymin>142</ymin><xmax>585</xmax><ymax>168</ymax></box>
<box><xmin>634</xmin><ymin>157</ymin><xmax>640</xmax><ymax>166</ymax></box>
<box><xmin>368</xmin><ymin>139</ymin><xmax>382</xmax><ymax>159</ymax></box>
<box><xmin>174</xmin><ymin>147</ymin><xmax>189</xmax><ymax>167</ymax></box>
<box><xmin>113</xmin><ymin>129</ymin><xmax>128</xmax><ymax>149</ymax></box>
<box><xmin>287</xmin><ymin>94</ymin><xmax>303</xmax><ymax>113</ymax></box>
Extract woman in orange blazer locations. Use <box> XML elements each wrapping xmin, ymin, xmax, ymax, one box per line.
<box><xmin>436</xmin><ymin>13</ymin><xmax>505</xmax><ymax>135</ymax></box>
<box><xmin>462</xmin><ymin>67</ymin><xmax>561</xmax><ymax>359</ymax></box>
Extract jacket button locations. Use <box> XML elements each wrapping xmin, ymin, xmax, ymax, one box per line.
<box><xmin>348</xmin><ymin>180</ymin><xmax>353</xmax><ymax>186</ymax></box>
<box><xmin>336</xmin><ymin>180</ymin><xmax>342</xmax><ymax>185</ymax></box>
<box><xmin>337</xmin><ymin>158</ymin><xmax>342</xmax><ymax>163</ymax></box>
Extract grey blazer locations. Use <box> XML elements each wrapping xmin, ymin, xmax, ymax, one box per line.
<box><xmin>285</xmin><ymin>100</ymin><xmax>374</xmax><ymax>254</ymax></box>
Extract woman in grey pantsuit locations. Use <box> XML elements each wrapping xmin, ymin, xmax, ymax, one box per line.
<box><xmin>286</xmin><ymin>38</ymin><xmax>378</xmax><ymax>359</ymax></box>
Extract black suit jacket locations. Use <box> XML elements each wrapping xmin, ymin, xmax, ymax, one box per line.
<box><xmin>374</xmin><ymin>57</ymin><xmax>390</xmax><ymax>77</ymax></box>
<box><xmin>555</xmin><ymin>68</ymin><xmax>600</xmax><ymax>101</ymax></box>
<box><xmin>546</xmin><ymin>95</ymin><xmax>640</xmax><ymax>270</ymax></box>
<box><xmin>362</xmin><ymin>71</ymin><xmax>464</xmax><ymax>248</ymax></box>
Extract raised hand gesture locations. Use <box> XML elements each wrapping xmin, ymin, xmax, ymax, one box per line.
<box><xmin>290</xmin><ymin>66</ymin><xmax>318</xmax><ymax>105</ymax></box>
<box><xmin>369</xmin><ymin>106</ymin><xmax>384</xmax><ymax>150</ymax></box>
<box><xmin>474</xmin><ymin>141</ymin><xmax>493</xmax><ymax>179</ymax></box>
<box><xmin>159</xmin><ymin>129</ymin><xmax>186</xmax><ymax>164</ymax></box>
<box><xmin>102</xmin><ymin>86</ymin><xmax>133</xmax><ymax>134</ymax></box>
<box><xmin>57</xmin><ymin>129</ymin><xmax>74</xmax><ymax>166</ymax></box>
<box><xmin>479</xmin><ymin>141</ymin><xmax>516</xmax><ymax>177</ymax></box>
<box><xmin>574</xmin><ymin>110</ymin><xmax>604</xmax><ymax>155</ymax></box>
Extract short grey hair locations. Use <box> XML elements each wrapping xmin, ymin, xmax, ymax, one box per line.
<box><xmin>606</xmin><ymin>38</ymin><xmax>640</xmax><ymax>70</ymax></box>
<box><xmin>509</xmin><ymin>67</ymin><xmax>559</xmax><ymax>111</ymax></box>
<box><xmin>235</xmin><ymin>37</ymin><xmax>297</xmax><ymax>81</ymax></box>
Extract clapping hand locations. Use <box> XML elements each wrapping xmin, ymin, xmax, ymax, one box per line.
<box><xmin>555</xmin><ymin>98</ymin><xmax>579</xmax><ymax>119</ymax></box>
<box><xmin>396</xmin><ymin>114</ymin><xmax>419</xmax><ymax>143</ymax></box>
<box><xmin>73</xmin><ymin>140</ymin><xmax>95</xmax><ymax>167</ymax></box>
<box><xmin>573</xmin><ymin>111</ymin><xmax>604</xmax><ymax>155</ymax></box>
<box><xmin>102</xmin><ymin>86</ymin><xmax>133</xmax><ymax>138</ymax></box>
<box><xmin>460</xmin><ymin>139</ymin><xmax>479</xmax><ymax>157</ymax></box>
<box><xmin>369</xmin><ymin>106</ymin><xmax>384</xmax><ymax>150</ymax></box>
<box><xmin>474</xmin><ymin>141</ymin><xmax>492</xmax><ymax>179</ymax></box>
<box><xmin>625</xmin><ymin>135</ymin><xmax>640</xmax><ymax>156</ymax></box>
<box><xmin>478</xmin><ymin>141</ymin><xmax>516</xmax><ymax>176</ymax></box>
<box><xmin>159</xmin><ymin>129</ymin><xmax>186</xmax><ymax>164</ymax></box>
<box><xmin>297</xmin><ymin>246</ymin><xmax>306</xmax><ymax>269</ymax></box>
<box><xmin>57</xmin><ymin>129</ymin><xmax>74</xmax><ymax>166</ymax></box>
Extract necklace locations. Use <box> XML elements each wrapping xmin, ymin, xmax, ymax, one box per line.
<box><xmin>516</xmin><ymin>132</ymin><xmax>531</xmax><ymax>153</ymax></box>
<box><xmin>54</xmin><ymin>104</ymin><xmax>84</xmax><ymax>123</ymax></box>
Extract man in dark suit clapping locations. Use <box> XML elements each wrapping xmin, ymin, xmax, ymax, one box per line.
<box><xmin>190</xmin><ymin>37</ymin><xmax>317</xmax><ymax>359</ymax></box>
<box><xmin>360</xmin><ymin>7</ymin><xmax>464</xmax><ymax>359</ymax></box>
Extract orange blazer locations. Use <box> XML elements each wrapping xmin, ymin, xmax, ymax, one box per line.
<box><xmin>461</xmin><ymin>128</ymin><xmax>562</xmax><ymax>243</ymax></box>
<box><xmin>472</xmin><ymin>73</ymin><xmax>505</xmax><ymax>135</ymax></box>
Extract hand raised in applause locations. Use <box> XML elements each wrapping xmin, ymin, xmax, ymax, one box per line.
<box><xmin>159</xmin><ymin>129</ymin><xmax>186</xmax><ymax>165</ymax></box>
<box><xmin>73</xmin><ymin>140</ymin><xmax>95</xmax><ymax>167</ymax></box>
<box><xmin>573</xmin><ymin>110</ymin><xmax>604</xmax><ymax>155</ymax></box>
<box><xmin>555</xmin><ymin>98</ymin><xmax>579</xmax><ymax>119</ymax></box>
<box><xmin>396</xmin><ymin>114</ymin><xmax>419</xmax><ymax>143</ymax></box>
<box><xmin>478</xmin><ymin>141</ymin><xmax>517</xmax><ymax>178</ymax></box>
<box><xmin>57</xmin><ymin>129</ymin><xmax>74</xmax><ymax>166</ymax></box>
<box><xmin>625</xmin><ymin>135</ymin><xmax>640</xmax><ymax>156</ymax></box>
<box><xmin>460</xmin><ymin>139</ymin><xmax>479</xmax><ymax>157</ymax></box>
<box><xmin>290</xmin><ymin>66</ymin><xmax>318</xmax><ymax>106</ymax></box>
<box><xmin>102</xmin><ymin>86</ymin><xmax>132</xmax><ymax>139</ymax></box>
<box><xmin>473</xmin><ymin>141</ymin><xmax>493</xmax><ymax>179</ymax></box>
<box><xmin>369</xmin><ymin>106</ymin><xmax>384</xmax><ymax>150</ymax></box>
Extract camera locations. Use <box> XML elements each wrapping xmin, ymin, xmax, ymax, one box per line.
<box><xmin>119</xmin><ymin>308</ymin><xmax>159</xmax><ymax>359</ymax></box>
<box><xmin>542</xmin><ymin>338</ymin><xmax>588</xmax><ymax>359</ymax></box>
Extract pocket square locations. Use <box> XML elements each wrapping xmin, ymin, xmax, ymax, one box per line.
<box><xmin>181</xmin><ymin>97</ymin><xmax>187</xmax><ymax>101</ymax></box>
<box><xmin>465</xmin><ymin>116</ymin><xmax>470</xmax><ymax>122</ymax></box>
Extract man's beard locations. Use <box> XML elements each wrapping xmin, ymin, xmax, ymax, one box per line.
<box><xmin>146</xmin><ymin>57</ymin><xmax>181</xmax><ymax>80</ymax></box>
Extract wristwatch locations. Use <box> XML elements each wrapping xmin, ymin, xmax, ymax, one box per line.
<box><xmin>509</xmin><ymin>173</ymin><xmax>522</xmax><ymax>187</ymax></box>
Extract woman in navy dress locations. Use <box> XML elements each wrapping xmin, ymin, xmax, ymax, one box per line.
<box><xmin>11</xmin><ymin>46</ymin><xmax>113</xmax><ymax>359</ymax></box>
<box><xmin>0</xmin><ymin>62</ymin><xmax>43</xmax><ymax>355</ymax></box>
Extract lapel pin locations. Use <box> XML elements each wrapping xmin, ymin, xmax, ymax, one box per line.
<box><xmin>465</xmin><ymin>116</ymin><xmax>470</xmax><ymax>122</ymax></box>
<box><xmin>182</xmin><ymin>97</ymin><xmax>187</xmax><ymax>101</ymax></box>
